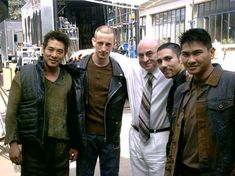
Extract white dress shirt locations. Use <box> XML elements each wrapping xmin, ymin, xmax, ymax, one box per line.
<box><xmin>110</xmin><ymin>52</ymin><xmax>172</xmax><ymax>129</ymax></box>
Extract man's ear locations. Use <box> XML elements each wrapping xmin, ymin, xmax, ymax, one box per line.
<box><xmin>92</xmin><ymin>37</ymin><xmax>95</xmax><ymax>47</ymax></box>
<box><xmin>210</xmin><ymin>47</ymin><xmax>216</xmax><ymax>59</ymax></box>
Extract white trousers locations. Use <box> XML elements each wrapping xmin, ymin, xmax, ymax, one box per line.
<box><xmin>129</xmin><ymin>127</ymin><xmax>170</xmax><ymax>176</ymax></box>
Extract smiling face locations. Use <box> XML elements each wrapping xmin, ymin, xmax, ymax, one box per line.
<box><xmin>181</xmin><ymin>41</ymin><xmax>214</xmax><ymax>80</ymax></box>
<box><xmin>137</xmin><ymin>39</ymin><xmax>159</xmax><ymax>73</ymax></box>
<box><xmin>157</xmin><ymin>48</ymin><xmax>183</xmax><ymax>79</ymax></box>
<box><xmin>42</xmin><ymin>39</ymin><xmax>66</xmax><ymax>69</ymax></box>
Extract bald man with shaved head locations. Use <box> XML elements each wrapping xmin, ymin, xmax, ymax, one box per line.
<box><xmin>105</xmin><ymin>38</ymin><xmax>172</xmax><ymax>175</ymax></box>
<box><xmin>125</xmin><ymin>39</ymin><xmax>172</xmax><ymax>175</ymax></box>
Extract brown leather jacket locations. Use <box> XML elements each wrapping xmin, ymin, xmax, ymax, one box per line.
<box><xmin>165</xmin><ymin>64</ymin><xmax>235</xmax><ymax>176</ymax></box>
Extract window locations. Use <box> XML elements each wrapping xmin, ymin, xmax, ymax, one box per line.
<box><xmin>222</xmin><ymin>0</ymin><xmax>229</xmax><ymax>10</ymax></box>
<box><xmin>216</xmin><ymin>0</ymin><xmax>222</xmax><ymax>12</ymax></box>
<box><xmin>204</xmin><ymin>2</ymin><xmax>210</xmax><ymax>16</ymax></box>
<box><xmin>210</xmin><ymin>0</ymin><xmax>216</xmax><ymax>13</ymax></box>
<box><xmin>151</xmin><ymin>7</ymin><xmax>185</xmax><ymax>43</ymax></box>
<box><xmin>167</xmin><ymin>11</ymin><xmax>172</xmax><ymax>23</ymax></box>
<box><xmin>152</xmin><ymin>15</ymin><xmax>156</xmax><ymax>26</ymax></box>
<box><xmin>204</xmin><ymin>17</ymin><xmax>209</xmax><ymax>32</ymax></box>
<box><xmin>209</xmin><ymin>16</ymin><xmax>216</xmax><ymax>42</ymax></box>
<box><xmin>215</xmin><ymin>14</ymin><xmax>222</xmax><ymax>42</ymax></box>
<box><xmin>198</xmin><ymin>3</ymin><xmax>204</xmax><ymax>17</ymax></box>
<box><xmin>231</xmin><ymin>0</ymin><xmax>235</xmax><ymax>9</ymax></box>
<box><xmin>172</xmin><ymin>10</ymin><xmax>175</xmax><ymax>23</ymax></box>
<box><xmin>222</xmin><ymin>13</ymin><xmax>229</xmax><ymax>43</ymax></box>
<box><xmin>197</xmin><ymin>17</ymin><xmax>204</xmax><ymax>28</ymax></box>
<box><xmin>140</xmin><ymin>16</ymin><xmax>146</xmax><ymax>39</ymax></box>
<box><xmin>176</xmin><ymin>9</ymin><xmax>180</xmax><ymax>22</ymax></box>
<box><xmin>156</xmin><ymin>14</ymin><xmax>160</xmax><ymax>25</ymax></box>
<box><xmin>194</xmin><ymin>0</ymin><xmax>235</xmax><ymax>44</ymax></box>
<box><xmin>229</xmin><ymin>12</ymin><xmax>235</xmax><ymax>43</ymax></box>
<box><xmin>181</xmin><ymin>8</ymin><xmax>185</xmax><ymax>21</ymax></box>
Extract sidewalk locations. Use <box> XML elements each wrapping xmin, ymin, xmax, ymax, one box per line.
<box><xmin>0</xmin><ymin>142</ymin><xmax>20</xmax><ymax>176</ymax></box>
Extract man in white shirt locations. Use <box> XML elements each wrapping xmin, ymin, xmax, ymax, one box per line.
<box><xmin>112</xmin><ymin>39</ymin><xmax>172</xmax><ymax>175</ymax></box>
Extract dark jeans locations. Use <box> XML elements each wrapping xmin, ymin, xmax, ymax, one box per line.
<box><xmin>21</xmin><ymin>138</ymin><xmax>70</xmax><ymax>176</ymax></box>
<box><xmin>76</xmin><ymin>134</ymin><xmax>120</xmax><ymax>176</ymax></box>
<box><xmin>175</xmin><ymin>164</ymin><xmax>200</xmax><ymax>176</ymax></box>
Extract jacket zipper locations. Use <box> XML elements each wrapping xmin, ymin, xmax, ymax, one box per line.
<box><xmin>103</xmin><ymin>81</ymin><xmax>122</xmax><ymax>142</ymax></box>
<box><xmin>41</xmin><ymin>73</ymin><xmax>45</xmax><ymax>146</ymax></box>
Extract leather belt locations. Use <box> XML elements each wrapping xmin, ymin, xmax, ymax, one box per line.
<box><xmin>131</xmin><ymin>124</ymin><xmax>170</xmax><ymax>133</ymax></box>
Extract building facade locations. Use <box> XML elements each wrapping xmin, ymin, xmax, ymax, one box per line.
<box><xmin>139</xmin><ymin>0</ymin><xmax>235</xmax><ymax>71</ymax></box>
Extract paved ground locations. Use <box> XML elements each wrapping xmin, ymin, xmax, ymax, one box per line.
<box><xmin>0</xmin><ymin>72</ymin><xmax>133</xmax><ymax>175</ymax></box>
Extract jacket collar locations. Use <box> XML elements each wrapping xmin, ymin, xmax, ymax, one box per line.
<box><xmin>181</xmin><ymin>64</ymin><xmax>223</xmax><ymax>93</ymax></box>
<box><xmin>78</xmin><ymin>53</ymin><xmax>124</xmax><ymax>77</ymax></box>
<box><xmin>173</xmin><ymin>69</ymin><xmax>186</xmax><ymax>84</ymax></box>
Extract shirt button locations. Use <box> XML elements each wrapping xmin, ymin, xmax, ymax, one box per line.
<box><xmin>218</xmin><ymin>104</ymin><xmax>224</xmax><ymax>109</ymax></box>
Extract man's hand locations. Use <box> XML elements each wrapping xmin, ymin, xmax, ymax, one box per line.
<box><xmin>9</xmin><ymin>142</ymin><xmax>22</xmax><ymax>165</ymax></box>
<box><xmin>70</xmin><ymin>53</ymin><xmax>83</xmax><ymax>61</ymax></box>
<box><xmin>70</xmin><ymin>49</ymin><xmax>94</xmax><ymax>61</ymax></box>
<box><xmin>69</xmin><ymin>148</ymin><xmax>79</xmax><ymax>162</ymax></box>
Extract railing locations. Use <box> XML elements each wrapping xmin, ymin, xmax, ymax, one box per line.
<box><xmin>0</xmin><ymin>86</ymin><xmax>9</xmax><ymax>161</ymax></box>
<box><xmin>0</xmin><ymin>86</ymin><xmax>8</xmax><ymax>140</ymax></box>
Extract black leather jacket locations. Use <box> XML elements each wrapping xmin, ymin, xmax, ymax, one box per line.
<box><xmin>66</xmin><ymin>54</ymin><xmax>127</xmax><ymax>148</ymax></box>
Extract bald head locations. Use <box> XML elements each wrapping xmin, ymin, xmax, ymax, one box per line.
<box><xmin>137</xmin><ymin>38</ymin><xmax>160</xmax><ymax>52</ymax></box>
<box><xmin>137</xmin><ymin>39</ymin><xmax>160</xmax><ymax>72</ymax></box>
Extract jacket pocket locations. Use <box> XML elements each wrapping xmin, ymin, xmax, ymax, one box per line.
<box><xmin>208</xmin><ymin>98</ymin><xmax>233</xmax><ymax>111</ymax></box>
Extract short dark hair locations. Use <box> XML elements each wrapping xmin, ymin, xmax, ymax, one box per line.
<box><xmin>43</xmin><ymin>30</ymin><xmax>70</xmax><ymax>53</ymax></box>
<box><xmin>179</xmin><ymin>28</ymin><xmax>212</xmax><ymax>50</ymax></box>
<box><xmin>157</xmin><ymin>42</ymin><xmax>181</xmax><ymax>58</ymax></box>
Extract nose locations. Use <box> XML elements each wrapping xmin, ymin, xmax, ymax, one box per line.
<box><xmin>101</xmin><ymin>43</ymin><xmax>108</xmax><ymax>50</ymax></box>
<box><xmin>51</xmin><ymin>50</ymin><xmax>57</xmax><ymax>57</ymax></box>
<box><xmin>161</xmin><ymin>60</ymin><xmax>167</xmax><ymax>67</ymax></box>
<box><xmin>143</xmin><ymin>55</ymin><xmax>149</xmax><ymax>62</ymax></box>
<box><xmin>187</xmin><ymin>54</ymin><xmax>197</xmax><ymax>64</ymax></box>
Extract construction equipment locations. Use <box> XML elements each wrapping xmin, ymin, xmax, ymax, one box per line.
<box><xmin>21</xmin><ymin>0</ymin><xmax>139</xmax><ymax>58</ymax></box>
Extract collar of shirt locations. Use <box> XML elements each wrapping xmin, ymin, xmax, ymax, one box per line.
<box><xmin>142</xmin><ymin>67</ymin><xmax>160</xmax><ymax>82</ymax></box>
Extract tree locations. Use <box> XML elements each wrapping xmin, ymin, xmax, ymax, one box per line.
<box><xmin>8</xmin><ymin>0</ymin><xmax>26</xmax><ymax>20</ymax></box>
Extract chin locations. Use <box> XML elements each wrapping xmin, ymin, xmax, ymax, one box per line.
<box><xmin>49</xmin><ymin>63</ymin><xmax>59</xmax><ymax>67</ymax></box>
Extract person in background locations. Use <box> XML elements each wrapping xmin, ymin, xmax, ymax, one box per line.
<box><xmin>165</xmin><ymin>28</ymin><xmax>235</xmax><ymax>176</ymax></box>
<box><xmin>5</xmin><ymin>30</ymin><xmax>78</xmax><ymax>176</ymax></box>
<box><xmin>156</xmin><ymin>43</ymin><xmax>187</xmax><ymax>154</ymax></box>
<box><xmin>67</xmin><ymin>25</ymin><xmax>127</xmax><ymax>176</ymax></box>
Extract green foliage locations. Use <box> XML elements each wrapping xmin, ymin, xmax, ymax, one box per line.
<box><xmin>8</xmin><ymin>0</ymin><xmax>26</xmax><ymax>20</ymax></box>
<box><xmin>222</xmin><ymin>38</ymin><xmax>234</xmax><ymax>44</ymax></box>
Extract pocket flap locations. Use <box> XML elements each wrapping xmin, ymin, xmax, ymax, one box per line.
<box><xmin>208</xmin><ymin>99</ymin><xmax>233</xmax><ymax>111</ymax></box>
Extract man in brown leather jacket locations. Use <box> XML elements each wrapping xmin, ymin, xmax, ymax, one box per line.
<box><xmin>165</xmin><ymin>28</ymin><xmax>235</xmax><ymax>176</ymax></box>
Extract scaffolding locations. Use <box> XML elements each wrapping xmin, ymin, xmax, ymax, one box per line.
<box><xmin>106</xmin><ymin>4</ymin><xmax>139</xmax><ymax>57</ymax></box>
<box><xmin>21</xmin><ymin>0</ymin><xmax>139</xmax><ymax>58</ymax></box>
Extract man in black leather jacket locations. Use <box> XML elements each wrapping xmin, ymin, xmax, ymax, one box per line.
<box><xmin>67</xmin><ymin>25</ymin><xmax>127</xmax><ymax>176</ymax></box>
